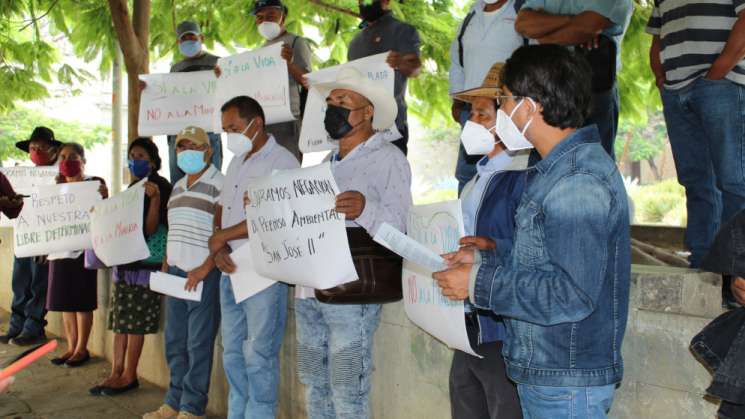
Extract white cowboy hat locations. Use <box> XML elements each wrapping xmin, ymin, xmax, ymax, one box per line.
<box><xmin>314</xmin><ymin>66</ymin><xmax>398</xmax><ymax>131</ymax></box>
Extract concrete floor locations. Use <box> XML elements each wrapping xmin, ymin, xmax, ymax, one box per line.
<box><xmin>0</xmin><ymin>310</ymin><xmax>221</xmax><ymax>419</ymax></box>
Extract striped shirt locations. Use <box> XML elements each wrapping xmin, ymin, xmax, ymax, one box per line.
<box><xmin>647</xmin><ymin>0</ymin><xmax>745</xmax><ymax>89</ymax></box>
<box><xmin>167</xmin><ymin>165</ymin><xmax>223</xmax><ymax>272</ymax></box>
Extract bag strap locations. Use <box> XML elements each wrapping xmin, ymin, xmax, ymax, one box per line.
<box><xmin>458</xmin><ymin>11</ymin><xmax>476</xmax><ymax>67</ymax></box>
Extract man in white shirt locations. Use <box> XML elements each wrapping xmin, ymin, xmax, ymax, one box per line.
<box><xmin>207</xmin><ymin>95</ymin><xmax>299</xmax><ymax>419</ymax></box>
<box><xmin>294</xmin><ymin>67</ymin><xmax>412</xmax><ymax>418</ymax></box>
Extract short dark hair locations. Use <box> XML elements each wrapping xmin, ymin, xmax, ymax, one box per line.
<box><xmin>60</xmin><ymin>142</ymin><xmax>86</xmax><ymax>160</ymax></box>
<box><xmin>501</xmin><ymin>45</ymin><xmax>592</xmax><ymax>129</ymax></box>
<box><xmin>129</xmin><ymin>137</ymin><xmax>162</xmax><ymax>171</ymax></box>
<box><xmin>220</xmin><ymin>96</ymin><xmax>266</xmax><ymax>126</ymax></box>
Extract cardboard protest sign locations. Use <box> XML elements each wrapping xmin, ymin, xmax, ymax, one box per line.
<box><xmin>216</xmin><ymin>43</ymin><xmax>293</xmax><ymax>125</ymax></box>
<box><xmin>13</xmin><ymin>181</ymin><xmax>101</xmax><ymax>258</ymax></box>
<box><xmin>400</xmin><ymin>200</ymin><xmax>479</xmax><ymax>357</ymax></box>
<box><xmin>245</xmin><ymin>164</ymin><xmax>357</xmax><ymax>288</ymax></box>
<box><xmin>138</xmin><ymin>44</ymin><xmax>293</xmax><ymax>136</ymax></box>
<box><xmin>299</xmin><ymin>53</ymin><xmax>402</xmax><ymax>153</ymax></box>
<box><xmin>90</xmin><ymin>179</ymin><xmax>150</xmax><ymax>266</ymax></box>
<box><xmin>138</xmin><ymin>70</ymin><xmax>219</xmax><ymax>136</ymax></box>
<box><xmin>0</xmin><ymin>166</ymin><xmax>59</xmax><ymax>227</ymax></box>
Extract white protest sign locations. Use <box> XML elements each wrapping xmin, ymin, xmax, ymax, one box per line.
<box><xmin>401</xmin><ymin>200</ymin><xmax>479</xmax><ymax>357</ymax></box>
<box><xmin>13</xmin><ymin>181</ymin><xmax>101</xmax><ymax>258</ymax></box>
<box><xmin>299</xmin><ymin>53</ymin><xmax>402</xmax><ymax>153</ymax></box>
<box><xmin>229</xmin><ymin>243</ymin><xmax>277</xmax><ymax>304</ymax></box>
<box><xmin>216</xmin><ymin>43</ymin><xmax>294</xmax><ymax>125</ymax></box>
<box><xmin>374</xmin><ymin>222</ymin><xmax>446</xmax><ymax>274</ymax></box>
<box><xmin>138</xmin><ymin>70</ymin><xmax>220</xmax><ymax>136</ymax></box>
<box><xmin>150</xmin><ymin>271</ymin><xmax>202</xmax><ymax>302</ymax></box>
<box><xmin>90</xmin><ymin>179</ymin><xmax>150</xmax><ymax>266</ymax></box>
<box><xmin>0</xmin><ymin>166</ymin><xmax>59</xmax><ymax>227</ymax></box>
<box><xmin>245</xmin><ymin>164</ymin><xmax>358</xmax><ymax>288</ymax></box>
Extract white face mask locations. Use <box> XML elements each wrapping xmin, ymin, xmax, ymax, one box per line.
<box><xmin>495</xmin><ymin>98</ymin><xmax>535</xmax><ymax>151</ymax></box>
<box><xmin>226</xmin><ymin>119</ymin><xmax>257</xmax><ymax>155</ymax></box>
<box><xmin>258</xmin><ymin>21</ymin><xmax>282</xmax><ymax>40</ymax></box>
<box><xmin>460</xmin><ymin>120</ymin><xmax>498</xmax><ymax>155</ymax></box>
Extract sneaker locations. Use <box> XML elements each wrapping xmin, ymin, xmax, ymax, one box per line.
<box><xmin>176</xmin><ymin>413</ymin><xmax>205</xmax><ymax>419</ymax></box>
<box><xmin>10</xmin><ymin>333</ymin><xmax>47</xmax><ymax>346</ymax></box>
<box><xmin>0</xmin><ymin>332</ymin><xmax>20</xmax><ymax>344</ymax></box>
<box><xmin>142</xmin><ymin>404</ymin><xmax>178</xmax><ymax>419</ymax></box>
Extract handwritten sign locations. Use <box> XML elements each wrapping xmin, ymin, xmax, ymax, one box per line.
<box><xmin>13</xmin><ymin>181</ymin><xmax>101</xmax><ymax>258</ymax></box>
<box><xmin>401</xmin><ymin>200</ymin><xmax>479</xmax><ymax>357</ymax></box>
<box><xmin>299</xmin><ymin>53</ymin><xmax>402</xmax><ymax>153</ymax></box>
<box><xmin>216</xmin><ymin>43</ymin><xmax>293</xmax><ymax>125</ymax></box>
<box><xmin>90</xmin><ymin>180</ymin><xmax>150</xmax><ymax>266</ymax></box>
<box><xmin>138</xmin><ymin>44</ymin><xmax>293</xmax><ymax>136</ymax></box>
<box><xmin>245</xmin><ymin>164</ymin><xmax>357</xmax><ymax>289</ymax></box>
<box><xmin>0</xmin><ymin>166</ymin><xmax>59</xmax><ymax>227</ymax></box>
<box><xmin>138</xmin><ymin>70</ymin><xmax>219</xmax><ymax>136</ymax></box>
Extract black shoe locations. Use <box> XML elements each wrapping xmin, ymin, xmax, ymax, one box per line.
<box><xmin>89</xmin><ymin>385</ymin><xmax>106</xmax><ymax>396</ymax></box>
<box><xmin>51</xmin><ymin>356</ymin><xmax>70</xmax><ymax>366</ymax></box>
<box><xmin>0</xmin><ymin>332</ymin><xmax>20</xmax><ymax>344</ymax></box>
<box><xmin>10</xmin><ymin>333</ymin><xmax>47</xmax><ymax>346</ymax></box>
<box><xmin>100</xmin><ymin>380</ymin><xmax>139</xmax><ymax>396</ymax></box>
<box><xmin>64</xmin><ymin>352</ymin><xmax>91</xmax><ymax>368</ymax></box>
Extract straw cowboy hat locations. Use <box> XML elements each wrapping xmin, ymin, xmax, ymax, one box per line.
<box><xmin>314</xmin><ymin>66</ymin><xmax>398</xmax><ymax>131</ymax></box>
<box><xmin>452</xmin><ymin>62</ymin><xmax>505</xmax><ymax>103</ymax></box>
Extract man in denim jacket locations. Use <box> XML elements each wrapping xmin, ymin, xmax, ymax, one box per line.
<box><xmin>435</xmin><ymin>44</ymin><xmax>631</xmax><ymax>419</ymax></box>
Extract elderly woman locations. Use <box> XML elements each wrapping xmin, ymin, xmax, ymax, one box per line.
<box><xmin>89</xmin><ymin>138</ymin><xmax>172</xmax><ymax>396</ymax></box>
<box><xmin>47</xmin><ymin>142</ymin><xmax>108</xmax><ymax>368</ymax></box>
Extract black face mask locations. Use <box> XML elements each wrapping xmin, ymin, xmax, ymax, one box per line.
<box><xmin>324</xmin><ymin>104</ymin><xmax>355</xmax><ymax>140</ymax></box>
<box><xmin>359</xmin><ymin>1</ymin><xmax>385</xmax><ymax>22</ymax></box>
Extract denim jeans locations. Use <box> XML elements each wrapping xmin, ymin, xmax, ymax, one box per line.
<box><xmin>295</xmin><ymin>298</ymin><xmax>382</xmax><ymax>419</ymax></box>
<box><xmin>8</xmin><ymin>256</ymin><xmax>48</xmax><ymax>337</ymax></box>
<box><xmin>219</xmin><ymin>276</ymin><xmax>288</xmax><ymax>419</ymax></box>
<box><xmin>585</xmin><ymin>84</ymin><xmax>620</xmax><ymax>161</ymax></box>
<box><xmin>163</xmin><ymin>266</ymin><xmax>221</xmax><ymax>416</ymax></box>
<box><xmin>168</xmin><ymin>133</ymin><xmax>223</xmax><ymax>184</ymax></box>
<box><xmin>661</xmin><ymin>78</ymin><xmax>745</xmax><ymax>267</ymax></box>
<box><xmin>517</xmin><ymin>384</ymin><xmax>616</xmax><ymax>419</ymax></box>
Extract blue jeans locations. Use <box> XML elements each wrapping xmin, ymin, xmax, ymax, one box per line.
<box><xmin>168</xmin><ymin>133</ymin><xmax>223</xmax><ymax>184</ymax></box>
<box><xmin>8</xmin><ymin>256</ymin><xmax>48</xmax><ymax>337</ymax></box>
<box><xmin>219</xmin><ymin>276</ymin><xmax>288</xmax><ymax>419</ymax></box>
<box><xmin>295</xmin><ymin>299</ymin><xmax>382</xmax><ymax>419</ymax></box>
<box><xmin>517</xmin><ymin>384</ymin><xmax>616</xmax><ymax>419</ymax></box>
<box><xmin>164</xmin><ymin>266</ymin><xmax>221</xmax><ymax>416</ymax></box>
<box><xmin>661</xmin><ymin>78</ymin><xmax>745</xmax><ymax>267</ymax></box>
<box><xmin>586</xmin><ymin>84</ymin><xmax>620</xmax><ymax>161</ymax></box>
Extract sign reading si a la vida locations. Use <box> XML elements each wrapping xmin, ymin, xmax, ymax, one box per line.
<box><xmin>138</xmin><ymin>43</ymin><xmax>293</xmax><ymax>136</ymax></box>
<box><xmin>245</xmin><ymin>164</ymin><xmax>358</xmax><ymax>289</ymax></box>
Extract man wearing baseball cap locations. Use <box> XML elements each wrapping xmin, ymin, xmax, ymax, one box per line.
<box><xmin>251</xmin><ymin>0</ymin><xmax>313</xmax><ymax>160</ymax></box>
<box><xmin>1</xmin><ymin>126</ymin><xmax>62</xmax><ymax>346</ymax></box>
<box><xmin>294</xmin><ymin>66</ymin><xmax>412</xmax><ymax>418</ymax></box>
<box><xmin>143</xmin><ymin>125</ymin><xmax>223</xmax><ymax>419</ymax></box>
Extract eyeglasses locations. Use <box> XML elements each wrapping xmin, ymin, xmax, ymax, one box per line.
<box><xmin>493</xmin><ymin>95</ymin><xmax>524</xmax><ymax>105</ymax></box>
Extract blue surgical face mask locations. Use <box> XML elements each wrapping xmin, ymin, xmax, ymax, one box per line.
<box><xmin>179</xmin><ymin>40</ymin><xmax>202</xmax><ymax>58</ymax></box>
<box><xmin>128</xmin><ymin>159</ymin><xmax>151</xmax><ymax>179</ymax></box>
<box><xmin>177</xmin><ymin>150</ymin><xmax>207</xmax><ymax>174</ymax></box>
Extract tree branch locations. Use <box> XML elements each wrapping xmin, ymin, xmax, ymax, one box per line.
<box><xmin>308</xmin><ymin>0</ymin><xmax>360</xmax><ymax>18</ymax></box>
<box><xmin>132</xmin><ymin>0</ymin><xmax>150</xmax><ymax>56</ymax></box>
<box><xmin>107</xmin><ymin>0</ymin><xmax>143</xmax><ymax>72</ymax></box>
<box><xmin>18</xmin><ymin>0</ymin><xmax>60</xmax><ymax>33</ymax></box>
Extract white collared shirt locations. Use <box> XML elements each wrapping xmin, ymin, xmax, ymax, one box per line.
<box><xmin>219</xmin><ymin>135</ymin><xmax>299</xmax><ymax>250</ymax></box>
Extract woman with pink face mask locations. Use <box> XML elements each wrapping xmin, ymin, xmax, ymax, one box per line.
<box><xmin>46</xmin><ymin>142</ymin><xmax>108</xmax><ymax>368</ymax></box>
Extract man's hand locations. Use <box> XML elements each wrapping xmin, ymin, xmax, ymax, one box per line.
<box><xmin>442</xmin><ymin>246</ymin><xmax>477</xmax><ymax>267</ymax></box>
<box><xmin>99</xmin><ymin>183</ymin><xmax>109</xmax><ymax>199</ymax></box>
<box><xmin>0</xmin><ymin>194</ymin><xmax>24</xmax><ymax>209</ymax></box>
<box><xmin>143</xmin><ymin>181</ymin><xmax>160</xmax><ymax>199</ymax></box>
<box><xmin>138</xmin><ymin>80</ymin><xmax>147</xmax><ymax>92</ymax></box>
<box><xmin>386</xmin><ymin>50</ymin><xmax>421</xmax><ymax>77</ymax></box>
<box><xmin>185</xmin><ymin>264</ymin><xmax>209</xmax><ymax>292</ymax></box>
<box><xmin>208</xmin><ymin>230</ymin><xmax>227</xmax><ymax>254</ymax></box>
<box><xmin>705</xmin><ymin>59</ymin><xmax>730</xmax><ymax>80</ymax></box>
<box><xmin>459</xmin><ymin>236</ymin><xmax>496</xmax><ymax>251</ymax></box>
<box><xmin>451</xmin><ymin>100</ymin><xmax>465</xmax><ymax>123</ymax></box>
<box><xmin>433</xmin><ymin>263</ymin><xmax>472</xmax><ymax>301</ymax></box>
<box><xmin>214</xmin><ymin>65</ymin><xmax>222</xmax><ymax>78</ymax></box>
<box><xmin>281</xmin><ymin>43</ymin><xmax>294</xmax><ymax>62</ymax></box>
<box><xmin>733</xmin><ymin>276</ymin><xmax>745</xmax><ymax>306</ymax></box>
<box><xmin>336</xmin><ymin>191</ymin><xmax>366</xmax><ymax>220</ymax></box>
<box><xmin>214</xmin><ymin>247</ymin><xmax>237</xmax><ymax>274</ymax></box>
<box><xmin>243</xmin><ymin>191</ymin><xmax>250</xmax><ymax>209</ymax></box>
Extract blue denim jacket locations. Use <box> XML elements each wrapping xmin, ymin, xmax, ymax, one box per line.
<box><xmin>469</xmin><ymin>126</ymin><xmax>631</xmax><ymax>387</ymax></box>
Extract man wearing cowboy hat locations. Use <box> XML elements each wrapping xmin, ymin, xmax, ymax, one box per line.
<box><xmin>1</xmin><ymin>127</ymin><xmax>62</xmax><ymax>346</ymax></box>
<box><xmin>450</xmin><ymin>62</ymin><xmax>527</xmax><ymax>419</ymax></box>
<box><xmin>294</xmin><ymin>66</ymin><xmax>412</xmax><ymax>418</ymax></box>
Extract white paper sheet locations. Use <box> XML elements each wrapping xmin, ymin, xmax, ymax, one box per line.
<box><xmin>0</xmin><ymin>166</ymin><xmax>59</xmax><ymax>227</ymax></box>
<box><xmin>229</xmin><ymin>243</ymin><xmax>276</xmax><ymax>304</ymax></box>
<box><xmin>373</xmin><ymin>222</ymin><xmax>446</xmax><ymax>272</ymax></box>
<box><xmin>149</xmin><ymin>271</ymin><xmax>203</xmax><ymax>302</ymax></box>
